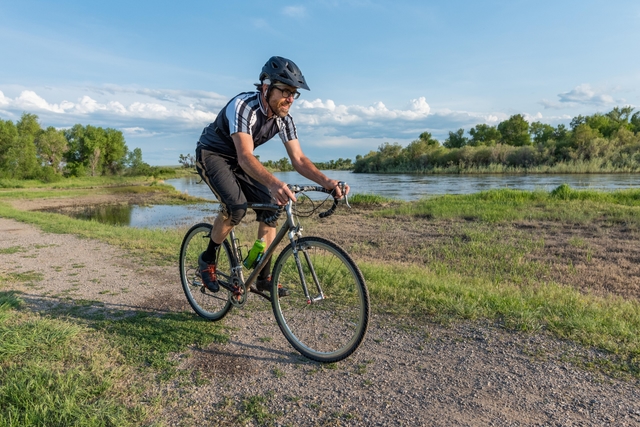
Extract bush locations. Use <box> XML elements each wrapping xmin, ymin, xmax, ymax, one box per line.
<box><xmin>550</xmin><ymin>183</ymin><xmax>572</xmax><ymax>200</ymax></box>
<box><xmin>38</xmin><ymin>166</ymin><xmax>63</xmax><ymax>183</ymax></box>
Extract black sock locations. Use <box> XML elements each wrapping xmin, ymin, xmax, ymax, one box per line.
<box><xmin>202</xmin><ymin>240</ymin><xmax>221</xmax><ymax>264</ymax></box>
<box><xmin>258</xmin><ymin>256</ymin><xmax>272</xmax><ymax>281</ymax></box>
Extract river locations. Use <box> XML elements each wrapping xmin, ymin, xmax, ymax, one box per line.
<box><xmin>168</xmin><ymin>171</ymin><xmax>639</xmax><ymax>202</ymax></box>
<box><xmin>57</xmin><ymin>172</ymin><xmax>639</xmax><ymax>228</ymax></box>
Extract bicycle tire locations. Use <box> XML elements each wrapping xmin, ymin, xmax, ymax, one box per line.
<box><xmin>179</xmin><ymin>223</ymin><xmax>233</xmax><ymax>321</ymax></box>
<box><xmin>271</xmin><ymin>236</ymin><xmax>370</xmax><ymax>362</ymax></box>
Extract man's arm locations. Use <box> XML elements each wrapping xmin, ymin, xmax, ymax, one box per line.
<box><xmin>231</xmin><ymin>132</ymin><xmax>296</xmax><ymax>204</ymax></box>
<box><xmin>284</xmin><ymin>139</ymin><xmax>349</xmax><ymax>199</ymax></box>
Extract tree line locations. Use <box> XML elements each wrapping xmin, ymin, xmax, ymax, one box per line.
<box><xmin>354</xmin><ymin>106</ymin><xmax>640</xmax><ymax>173</ymax></box>
<box><xmin>256</xmin><ymin>157</ymin><xmax>353</xmax><ymax>172</ymax></box>
<box><xmin>0</xmin><ymin>113</ymin><xmax>160</xmax><ymax>181</ymax></box>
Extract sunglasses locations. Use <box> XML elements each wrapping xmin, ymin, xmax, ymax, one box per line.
<box><xmin>273</xmin><ymin>85</ymin><xmax>301</xmax><ymax>100</ymax></box>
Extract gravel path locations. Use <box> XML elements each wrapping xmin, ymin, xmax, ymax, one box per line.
<box><xmin>1</xmin><ymin>217</ymin><xmax>639</xmax><ymax>426</ymax></box>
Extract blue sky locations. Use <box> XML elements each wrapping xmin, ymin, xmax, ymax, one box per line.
<box><xmin>1</xmin><ymin>0</ymin><xmax>639</xmax><ymax>165</ymax></box>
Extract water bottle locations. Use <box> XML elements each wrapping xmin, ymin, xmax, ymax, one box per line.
<box><xmin>243</xmin><ymin>238</ymin><xmax>266</xmax><ymax>269</ymax></box>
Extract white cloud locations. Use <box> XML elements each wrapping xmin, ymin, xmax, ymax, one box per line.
<box><xmin>295</xmin><ymin>96</ymin><xmax>431</xmax><ymax>128</ymax></box>
<box><xmin>0</xmin><ymin>90</ymin><xmax>9</xmax><ymax>106</ymax></box>
<box><xmin>542</xmin><ymin>84</ymin><xmax>617</xmax><ymax>108</ymax></box>
<box><xmin>122</xmin><ymin>127</ymin><xmax>158</xmax><ymax>137</ymax></box>
<box><xmin>0</xmin><ymin>88</ymin><xmax>219</xmax><ymax>129</ymax></box>
<box><xmin>282</xmin><ymin>6</ymin><xmax>307</xmax><ymax>18</ymax></box>
<box><xmin>14</xmin><ymin>91</ymin><xmax>73</xmax><ymax>113</ymax></box>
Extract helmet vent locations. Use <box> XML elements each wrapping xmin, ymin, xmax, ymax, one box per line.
<box><xmin>260</xmin><ymin>56</ymin><xmax>310</xmax><ymax>91</ymax></box>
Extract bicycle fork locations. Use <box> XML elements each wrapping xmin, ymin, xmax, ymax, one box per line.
<box><xmin>290</xmin><ymin>235</ymin><xmax>325</xmax><ymax>304</ymax></box>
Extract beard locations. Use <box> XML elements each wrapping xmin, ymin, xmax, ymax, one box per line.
<box><xmin>271</xmin><ymin>98</ymin><xmax>291</xmax><ymax>118</ymax></box>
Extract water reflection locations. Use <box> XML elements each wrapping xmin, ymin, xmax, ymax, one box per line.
<box><xmin>50</xmin><ymin>203</ymin><xmax>219</xmax><ymax>229</ymax></box>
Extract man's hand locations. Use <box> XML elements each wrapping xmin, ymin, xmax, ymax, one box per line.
<box><xmin>328</xmin><ymin>180</ymin><xmax>350</xmax><ymax>199</ymax></box>
<box><xmin>269</xmin><ymin>181</ymin><xmax>297</xmax><ymax>205</ymax></box>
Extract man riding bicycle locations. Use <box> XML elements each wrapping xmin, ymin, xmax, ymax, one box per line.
<box><xmin>195</xmin><ymin>56</ymin><xmax>349</xmax><ymax>297</ymax></box>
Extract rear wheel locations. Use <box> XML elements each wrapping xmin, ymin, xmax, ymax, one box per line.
<box><xmin>179</xmin><ymin>223</ymin><xmax>233</xmax><ymax>321</ymax></box>
<box><xmin>271</xmin><ymin>237</ymin><xmax>369</xmax><ymax>362</ymax></box>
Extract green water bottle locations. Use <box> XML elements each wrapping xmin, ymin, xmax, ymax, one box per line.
<box><xmin>243</xmin><ymin>238</ymin><xmax>266</xmax><ymax>269</ymax></box>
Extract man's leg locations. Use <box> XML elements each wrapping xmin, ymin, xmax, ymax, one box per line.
<box><xmin>210</xmin><ymin>211</ymin><xmax>234</xmax><ymax>247</ymax></box>
<box><xmin>195</xmin><ymin>147</ymin><xmax>248</xmax><ymax>291</ymax></box>
<box><xmin>257</xmin><ymin>221</ymin><xmax>276</xmax><ymax>248</ymax></box>
<box><xmin>201</xmin><ymin>211</ymin><xmax>233</xmax><ymax>264</ymax></box>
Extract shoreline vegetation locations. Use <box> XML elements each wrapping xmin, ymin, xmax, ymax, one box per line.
<box><xmin>1</xmin><ymin>179</ymin><xmax>639</xmax><ymax>424</ymax></box>
<box><xmin>255</xmin><ymin>106</ymin><xmax>640</xmax><ymax>174</ymax></box>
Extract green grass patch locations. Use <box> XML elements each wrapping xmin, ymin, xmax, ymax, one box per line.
<box><xmin>348</xmin><ymin>193</ymin><xmax>396</xmax><ymax>205</ymax></box>
<box><xmin>377</xmin><ymin>185</ymin><xmax>640</xmax><ymax>226</ymax></box>
<box><xmin>94</xmin><ymin>311</ymin><xmax>228</xmax><ymax>378</ymax></box>
<box><xmin>0</xmin><ymin>246</ymin><xmax>23</xmax><ymax>255</ymax></box>
<box><xmin>0</xmin><ymin>293</ymin><xmax>149</xmax><ymax>426</ymax></box>
<box><xmin>1</xmin><ymin>271</ymin><xmax>45</xmax><ymax>284</ymax></box>
<box><xmin>0</xmin><ymin>175</ymin><xmax>207</xmax><ymax>207</ymax></box>
<box><xmin>0</xmin><ymin>290</ymin><xmax>230</xmax><ymax>425</ymax></box>
<box><xmin>0</xmin><ymin>176</ymin><xmax>154</xmax><ymax>190</ymax></box>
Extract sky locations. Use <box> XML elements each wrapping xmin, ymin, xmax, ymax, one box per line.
<box><xmin>1</xmin><ymin>0</ymin><xmax>639</xmax><ymax>165</ymax></box>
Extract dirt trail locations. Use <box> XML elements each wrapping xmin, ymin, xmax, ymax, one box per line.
<box><xmin>1</xmin><ymin>217</ymin><xmax>639</xmax><ymax>426</ymax></box>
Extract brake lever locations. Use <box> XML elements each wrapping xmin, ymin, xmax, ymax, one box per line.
<box><xmin>338</xmin><ymin>181</ymin><xmax>351</xmax><ymax>209</ymax></box>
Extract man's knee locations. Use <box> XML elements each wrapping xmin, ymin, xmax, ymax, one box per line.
<box><xmin>227</xmin><ymin>203</ymin><xmax>248</xmax><ymax>226</ymax></box>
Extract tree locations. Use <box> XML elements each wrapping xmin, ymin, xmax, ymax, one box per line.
<box><xmin>606</xmin><ymin>106</ymin><xmax>634</xmax><ymax>133</ymax></box>
<box><xmin>529</xmin><ymin>122</ymin><xmax>555</xmax><ymax>144</ymax></box>
<box><xmin>275</xmin><ymin>157</ymin><xmax>294</xmax><ymax>171</ymax></box>
<box><xmin>102</xmin><ymin>128</ymin><xmax>128</xmax><ymax>175</ymax></box>
<box><xmin>35</xmin><ymin>127</ymin><xmax>68</xmax><ymax>173</ymax></box>
<box><xmin>570</xmin><ymin>115</ymin><xmax>586</xmax><ymax>130</ymax></box>
<box><xmin>5</xmin><ymin>113</ymin><xmax>41</xmax><ymax>179</ymax></box>
<box><xmin>469</xmin><ymin>124</ymin><xmax>501</xmax><ymax>146</ymax></box>
<box><xmin>443</xmin><ymin>128</ymin><xmax>469</xmax><ymax>148</ymax></box>
<box><xmin>572</xmin><ymin>123</ymin><xmax>602</xmax><ymax>158</ymax></box>
<box><xmin>63</xmin><ymin>124</ymin><xmax>128</xmax><ymax>176</ymax></box>
<box><xmin>0</xmin><ymin>119</ymin><xmax>19</xmax><ymax>178</ymax></box>
<box><xmin>125</xmin><ymin>147</ymin><xmax>151</xmax><ymax>175</ymax></box>
<box><xmin>179</xmin><ymin>153</ymin><xmax>196</xmax><ymax>168</ymax></box>
<box><xmin>553</xmin><ymin>124</ymin><xmax>569</xmax><ymax>141</ymax></box>
<box><xmin>377</xmin><ymin>142</ymin><xmax>403</xmax><ymax>159</ymax></box>
<box><xmin>418</xmin><ymin>131</ymin><xmax>439</xmax><ymax>146</ymax></box>
<box><xmin>631</xmin><ymin>111</ymin><xmax>640</xmax><ymax>134</ymax></box>
<box><xmin>497</xmin><ymin>114</ymin><xmax>531</xmax><ymax>146</ymax></box>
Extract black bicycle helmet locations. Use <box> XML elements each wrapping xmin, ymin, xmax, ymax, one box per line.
<box><xmin>259</xmin><ymin>56</ymin><xmax>310</xmax><ymax>90</ymax></box>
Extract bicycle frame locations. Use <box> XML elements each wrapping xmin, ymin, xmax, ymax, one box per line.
<box><xmin>224</xmin><ymin>200</ymin><xmax>324</xmax><ymax>304</ymax></box>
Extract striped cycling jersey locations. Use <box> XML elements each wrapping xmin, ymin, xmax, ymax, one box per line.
<box><xmin>197</xmin><ymin>91</ymin><xmax>298</xmax><ymax>156</ymax></box>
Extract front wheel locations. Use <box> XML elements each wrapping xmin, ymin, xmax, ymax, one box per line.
<box><xmin>179</xmin><ymin>223</ymin><xmax>233</xmax><ymax>321</ymax></box>
<box><xmin>271</xmin><ymin>237</ymin><xmax>370</xmax><ymax>363</ymax></box>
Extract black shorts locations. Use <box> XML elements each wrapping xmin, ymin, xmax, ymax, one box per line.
<box><xmin>195</xmin><ymin>146</ymin><xmax>275</xmax><ymax>225</ymax></box>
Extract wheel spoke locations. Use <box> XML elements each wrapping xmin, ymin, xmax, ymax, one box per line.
<box><xmin>271</xmin><ymin>237</ymin><xmax>369</xmax><ymax>362</ymax></box>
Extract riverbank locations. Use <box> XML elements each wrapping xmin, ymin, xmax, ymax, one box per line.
<box><xmin>1</xmin><ymin>184</ymin><xmax>640</xmax><ymax>425</ymax></box>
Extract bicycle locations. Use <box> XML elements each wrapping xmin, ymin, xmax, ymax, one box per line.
<box><xmin>179</xmin><ymin>183</ymin><xmax>370</xmax><ymax>363</ymax></box>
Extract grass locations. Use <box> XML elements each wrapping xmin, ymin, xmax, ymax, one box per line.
<box><xmin>377</xmin><ymin>185</ymin><xmax>640</xmax><ymax>226</ymax></box>
<box><xmin>0</xmin><ymin>273</ymin><xmax>229</xmax><ymax>425</ymax></box>
<box><xmin>348</xmin><ymin>193</ymin><xmax>396</xmax><ymax>205</ymax></box>
<box><xmin>0</xmin><ymin>292</ymin><xmax>149</xmax><ymax>426</ymax></box>
<box><xmin>1</xmin><ymin>182</ymin><xmax>640</xmax><ymax>422</ymax></box>
<box><xmin>94</xmin><ymin>311</ymin><xmax>228</xmax><ymax>379</ymax></box>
